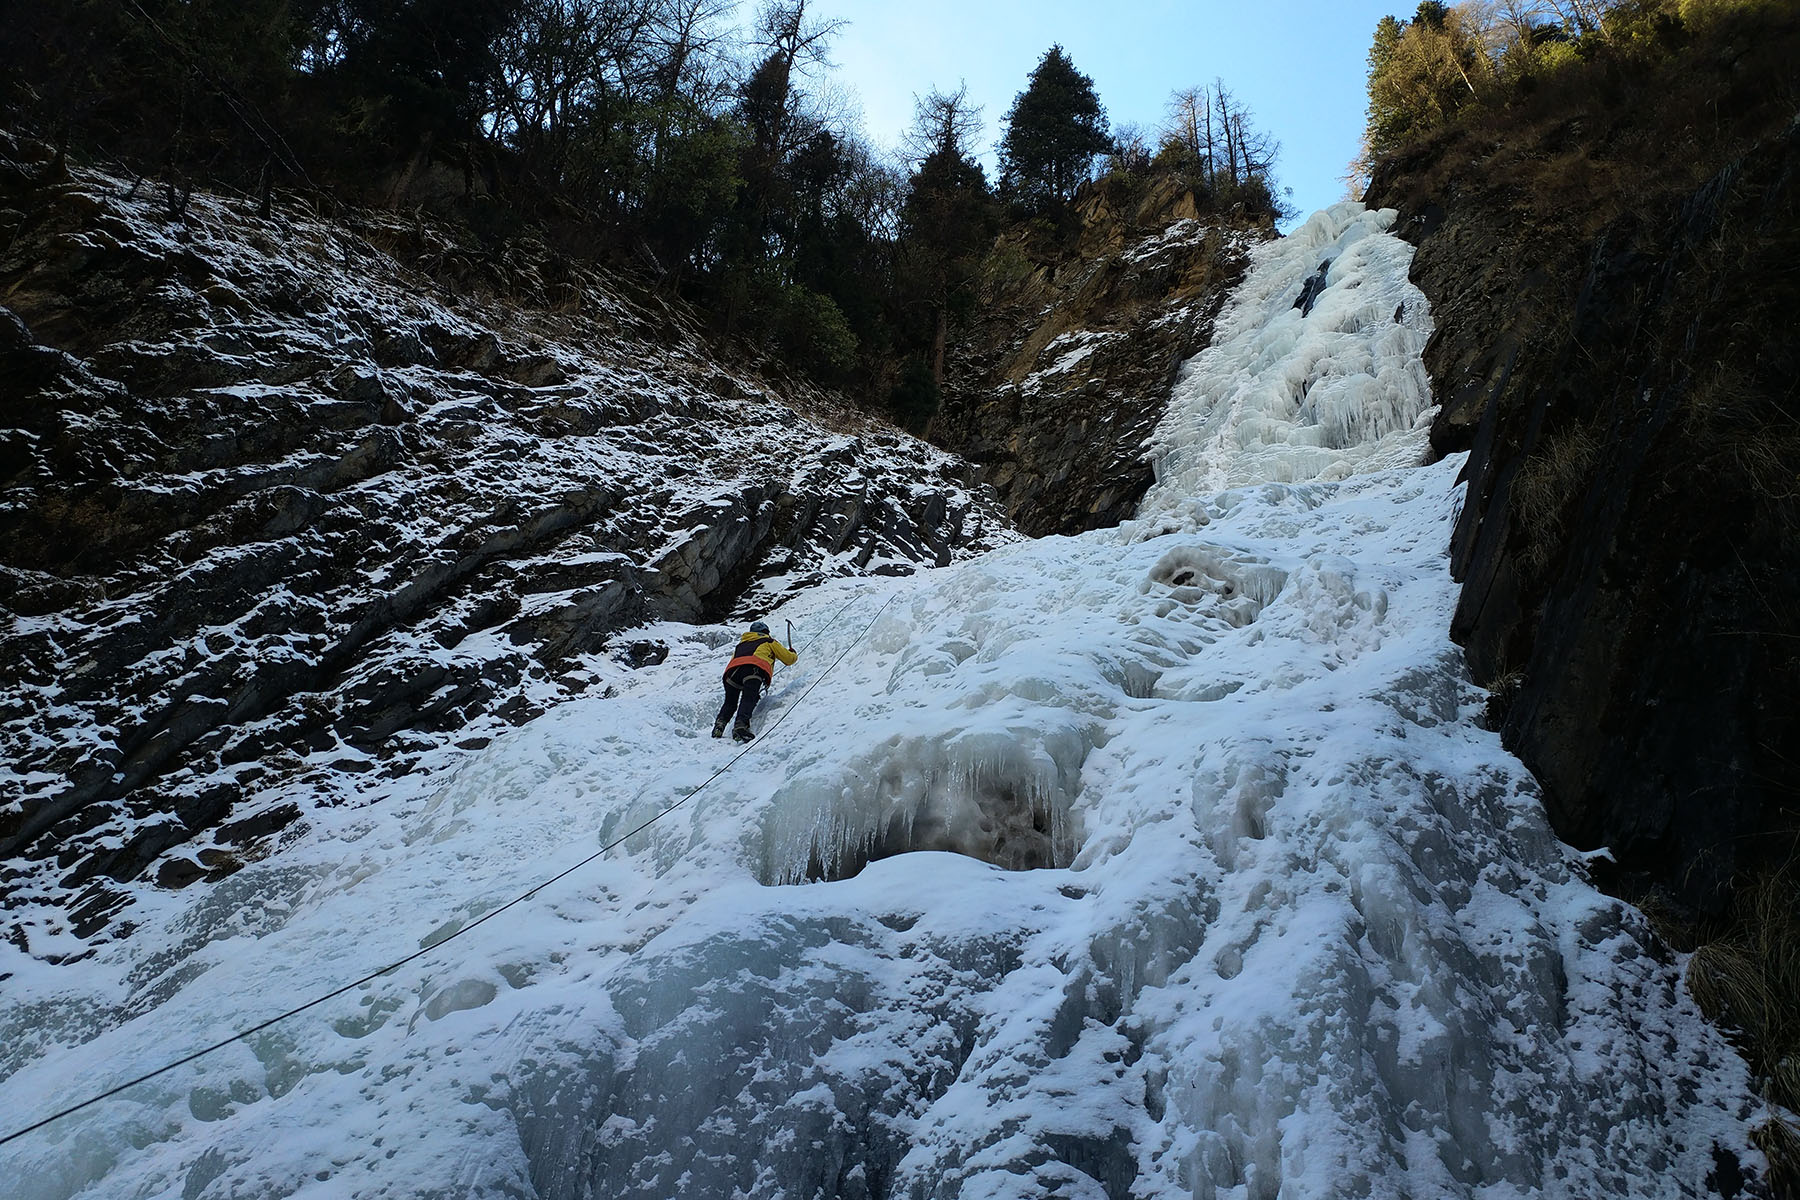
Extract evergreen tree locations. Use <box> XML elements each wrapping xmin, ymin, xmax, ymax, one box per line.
<box><xmin>1365</xmin><ymin>15</ymin><xmax>1410</xmax><ymax>158</ymax></box>
<box><xmin>297</xmin><ymin>0</ymin><xmax>518</xmax><ymax>157</ymax></box>
<box><xmin>898</xmin><ymin>86</ymin><xmax>996</xmax><ymax>394</ymax></box>
<box><xmin>1414</xmin><ymin>1</ymin><xmax>1450</xmax><ymax>29</ymax></box>
<box><xmin>635</xmin><ymin>98</ymin><xmax>744</xmax><ymax>282</ymax></box>
<box><xmin>997</xmin><ymin>45</ymin><xmax>1110</xmax><ymax>214</ymax></box>
<box><xmin>1364</xmin><ymin>4</ymin><xmax>1492</xmax><ymax>158</ymax></box>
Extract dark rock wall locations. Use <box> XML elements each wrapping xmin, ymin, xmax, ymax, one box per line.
<box><xmin>0</xmin><ymin>136</ymin><xmax>1010</xmax><ymax>940</ymax></box>
<box><xmin>932</xmin><ymin>175</ymin><xmax>1271</xmax><ymax>536</ymax></box>
<box><xmin>1369</xmin><ymin>109</ymin><xmax>1800</xmax><ymax>913</ymax></box>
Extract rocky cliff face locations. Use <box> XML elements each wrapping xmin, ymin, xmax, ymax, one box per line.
<box><xmin>1367</xmin><ymin>80</ymin><xmax>1800</xmax><ymax>913</ymax></box>
<box><xmin>932</xmin><ymin>175</ymin><xmax>1270</xmax><ymax>536</ymax></box>
<box><xmin>0</xmin><ymin>134</ymin><xmax>1011</xmax><ymax>944</ymax></box>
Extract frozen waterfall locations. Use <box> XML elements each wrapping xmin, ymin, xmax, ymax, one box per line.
<box><xmin>0</xmin><ymin>204</ymin><xmax>1766</xmax><ymax>1199</ymax></box>
<box><xmin>1142</xmin><ymin>204</ymin><xmax>1437</xmax><ymax>507</ymax></box>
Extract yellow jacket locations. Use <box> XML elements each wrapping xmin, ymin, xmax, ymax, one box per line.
<box><xmin>725</xmin><ymin>630</ymin><xmax>797</xmax><ymax>679</ymax></box>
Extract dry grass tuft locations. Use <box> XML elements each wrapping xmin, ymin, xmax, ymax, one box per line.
<box><xmin>1684</xmin><ymin>365</ymin><xmax>1800</xmax><ymax>506</ymax></box>
<box><xmin>1511</xmin><ymin>425</ymin><xmax>1600</xmax><ymax>576</ymax></box>
<box><xmin>1753</xmin><ymin>1114</ymin><xmax>1800</xmax><ymax>1198</ymax></box>
<box><xmin>1690</xmin><ymin>940</ymin><xmax>1778</xmax><ymax>1044</ymax></box>
<box><xmin>1660</xmin><ymin>856</ymin><xmax>1800</xmax><ymax>1193</ymax></box>
<box><xmin>1685</xmin><ymin>861</ymin><xmax>1800</xmax><ymax>1115</ymax></box>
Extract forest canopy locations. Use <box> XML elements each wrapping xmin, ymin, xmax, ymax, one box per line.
<box><xmin>1353</xmin><ymin>0</ymin><xmax>1787</xmax><ymax>184</ymax></box>
<box><xmin>1</xmin><ymin>1</ymin><xmax>1285</xmax><ymax>421</ymax></box>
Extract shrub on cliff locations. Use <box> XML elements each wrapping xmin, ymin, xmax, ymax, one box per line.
<box><xmin>771</xmin><ymin>283</ymin><xmax>859</xmax><ymax>382</ymax></box>
<box><xmin>886</xmin><ymin>355</ymin><xmax>940</xmax><ymax>433</ymax></box>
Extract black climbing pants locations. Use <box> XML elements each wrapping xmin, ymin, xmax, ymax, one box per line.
<box><xmin>716</xmin><ymin>663</ymin><xmax>767</xmax><ymax>733</ymax></box>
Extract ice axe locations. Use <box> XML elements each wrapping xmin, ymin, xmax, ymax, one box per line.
<box><xmin>760</xmin><ymin>618</ymin><xmax>798</xmax><ymax>711</ymax></box>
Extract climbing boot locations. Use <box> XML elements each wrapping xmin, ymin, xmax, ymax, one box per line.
<box><xmin>711</xmin><ymin>718</ymin><xmax>727</xmax><ymax>738</ymax></box>
<box><xmin>732</xmin><ymin>724</ymin><xmax>754</xmax><ymax>743</ymax></box>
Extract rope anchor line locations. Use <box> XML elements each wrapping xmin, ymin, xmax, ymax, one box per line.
<box><xmin>0</xmin><ymin>590</ymin><xmax>894</xmax><ymax>1148</ymax></box>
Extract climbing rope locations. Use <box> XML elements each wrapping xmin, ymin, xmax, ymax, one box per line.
<box><xmin>0</xmin><ymin>589</ymin><xmax>897</xmax><ymax>1147</ymax></box>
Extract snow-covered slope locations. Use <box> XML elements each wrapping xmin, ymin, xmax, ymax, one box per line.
<box><xmin>0</xmin><ymin>204</ymin><xmax>1765</xmax><ymax>1198</ymax></box>
<box><xmin>0</xmin><ymin>158</ymin><xmax>1012</xmax><ymax>943</ymax></box>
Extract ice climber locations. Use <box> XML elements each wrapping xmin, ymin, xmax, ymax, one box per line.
<box><xmin>713</xmin><ymin>620</ymin><xmax>797</xmax><ymax>742</ymax></box>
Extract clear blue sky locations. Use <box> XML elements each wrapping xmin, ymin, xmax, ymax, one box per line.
<box><xmin>807</xmin><ymin>0</ymin><xmax>1407</xmax><ymax>226</ymax></box>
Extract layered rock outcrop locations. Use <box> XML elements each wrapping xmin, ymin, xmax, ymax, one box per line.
<box><xmin>932</xmin><ymin>175</ymin><xmax>1271</xmax><ymax>536</ymax></box>
<box><xmin>1368</xmin><ymin>69</ymin><xmax>1799</xmax><ymax>913</ymax></box>
<box><xmin>0</xmin><ymin>134</ymin><xmax>1010</xmax><ymax>941</ymax></box>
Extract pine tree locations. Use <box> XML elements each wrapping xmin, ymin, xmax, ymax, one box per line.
<box><xmin>898</xmin><ymin>86</ymin><xmax>996</xmax><ymax>393</ymax></box>
<box><xmin>1414</xmin><ymin>1</ymin><xmax>1450</xmax><ymax>29</ymax></box>
<box><xmin>997</xmin><ymin>45</ymin><xmax>1110</xmax><ymax>214</ymax></box>
<box><xmin>1365</xmin><ymin>15</ymin><xmax>1410</xmax><ymax>158</ymax></box>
